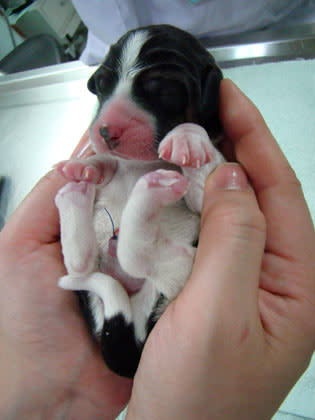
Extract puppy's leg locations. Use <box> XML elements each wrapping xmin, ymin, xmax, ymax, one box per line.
<box><xmin>130</xmin><ymin>280</ymin><xmax>160</xmax><ymax>343</ymax></box>
<box><xmin>59</xmin><ymin>273</ymin><xmax>158</xmax><ymax>378</ymax></box>
<box><xmin>158</xmin><ymin>122</ymin><xmax>225</xmax><ymax>213</ymax></box>
<box><xmin>59</xmin><ymin>272</ymin><xmax>132</xmax><ymax>327</ymax></box>
<box><xmin>55</xmin><ymin>181</ymin><xmax>155</xmax><ymax>377</ymax></box>
<box><xmin>117</xmin><ymin>169</ymin><xmax>196</xmax><ymax>298</ymax></box>
<box><xmin>55</xmin><ymin>181</ymin><xmax>97</xmax><ymax>275</ymax></box>
<box><xmin>56</xmin><ymin>156</ymin><xmax>117</xmax><ymax>184</ymax></box>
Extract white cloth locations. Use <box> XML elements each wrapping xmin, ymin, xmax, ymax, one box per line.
<box><xmin>72</xmin><ymin>0</ymin><xmax>305</xmax><ymax>64</ymax></box>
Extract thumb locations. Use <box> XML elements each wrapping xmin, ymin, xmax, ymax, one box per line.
<box><xmin>184</xmin><ymin>163</ymin><xmax>266</xmax><ymax>326</ymax></box>
<box><xmin>2</xmin><ymin>170</ymin><xmax>66</xmax><ymax>246</ymax></box>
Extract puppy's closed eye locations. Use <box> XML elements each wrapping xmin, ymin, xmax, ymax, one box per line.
<box><xmin>96</xmin><ymin>75</ymin><xmax>107</xmax><ymax>93</ymax></box>
<box><xmin>140</xmin><ymin>76</ymin><xmax>188</xmax><ymax>114</ymax></box>
<box><xmin>88</xmin><ymin>67</ymin><xmax>118</xmax><ymax>98</ymax></box>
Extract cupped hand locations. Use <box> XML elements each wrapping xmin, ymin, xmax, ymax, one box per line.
<box><xmin>126</xmin><ymin>79</ymin><xmax>315</xmax><ymax>420</ymax></box>
<box><xmin>0</xmin><ymin>136</ymin><xmax>131</xmax><ymax>420</ymax></box>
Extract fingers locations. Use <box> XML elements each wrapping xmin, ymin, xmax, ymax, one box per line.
<box><xmin>2</xmin><ymin>128</ymin><xmax>94</xmax><ymax>247</ymax></box>
<box><xmin>71</xmin><ymin>128</ymin><xmax>95</xmax><ymax>158</ymax></box>
<box><xmin>184</xmin><ymin>163</ymin><xmax>266</xmax><ymax>325</ymax></box>
<box><xmin>219</xmin><ymin>79</ymin><xmax>294</xmax><ymax>192</ymax></box>
<box><xmin>219</xmin><ymin>79</ymin><xmax>315</xmax><ymax>265</ymax></box>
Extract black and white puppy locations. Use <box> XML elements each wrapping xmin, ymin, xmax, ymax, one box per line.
<box><xmin>55</xmin><ymin>24</ymin><xmax>225</xmax><ymax>378</ymax></box>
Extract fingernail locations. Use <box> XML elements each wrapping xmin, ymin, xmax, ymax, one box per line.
<box><xmin>213</xmin><ymin>163</ymin><xmax>249</xmax><ymax>191</ymax></box>
<box><xmin>51</xmin><ymin>160</ymin><xmax>65</xmax><ymax>171</ymax></box>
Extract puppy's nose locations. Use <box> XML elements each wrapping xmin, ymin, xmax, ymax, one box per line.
<box><xmin>99</xmin><ymin>125</ymin><xmax>121</xmax><ymax>150</ymax></box>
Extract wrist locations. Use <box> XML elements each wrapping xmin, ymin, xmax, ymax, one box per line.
<box><xmin>0</xmin><ymin>345</ymin><xmax>24</xmax><ymax>420</ymax></box>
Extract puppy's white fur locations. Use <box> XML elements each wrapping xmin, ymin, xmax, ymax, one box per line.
<box><xmin>56</xmin><ymin>129</ymin><xmax>224</xmax><ymax>342</ymax></box>
<box><xmin>119</xmin><ymin>31</ymin><xmax>148</xmax><ymax>79</ymax></box>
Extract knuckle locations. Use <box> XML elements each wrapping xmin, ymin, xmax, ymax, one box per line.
<box><xmin>203</xmin><ymin>197</ymin><xmax>266</xmax><ymax>241</ymax></box>
<box><xmin>225</xmin><ymin>207</ymin><xmax>265</xmax><ymax>240</ymax></box>
<box><xmin>41</xmin><ymin>169</ymin><xmax>58</xmax><ymax>184</ymax></box>
<box><xmin>290</xmin><ymin>177</ymin><xmax>303</xmax><ymax>194</ymax></box>
<box><xmin>281</xmin><ymin>162</ymin><xmax>303</xmax><ymax>190</ymax></box>
<box><xmin>37</xmin><ymin>169</ymin><xmax>67</xmax><ymax>192</ymax></box>
<box><xmin>233</xmin><ymin>212</ymin><xmax>266</xmax><ymax>243</ymax></box>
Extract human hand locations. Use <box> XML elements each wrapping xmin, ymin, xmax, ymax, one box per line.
<box><xmin>126</xmin><ymin>79</ymin><xmax>315</xmax><ymax>420</ymax></box>
<box><xmin>0</xmin><ymin>136</ymin><xmax>131</xmax><ymax>420</ymax></box>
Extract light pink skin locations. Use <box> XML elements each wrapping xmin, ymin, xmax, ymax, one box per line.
<box><xmin>159</xmin><ymin>123</ymin><xmax>214</xmax><ymax>169</ymax></box>
<box><xmin>57</xmin><ymin>99</ymin><xmax>213</xmax><ymax>183</ymax></box>
<box><xmin>57</xmin><ymin>159</ymin><xmax>117</xmax><ymax>184</ymax></box>
<box><xmin>90</xmin><ymin>98</ymin><xmax>158</xmax><ymax>161</ymax></box>
<box><xmin>61</xmin><ymin>95</ymin><xmax>218</xmax><ymax>219</ymax></box>
<box><xmin>56</xmin><ymin>98</ymin><xmax>159</xmax><ymax>183</ymax></box>
<box><xmin>100</xmin><ymin>233</ymin><xmax>146</xmax><ymax>296</ymax></box>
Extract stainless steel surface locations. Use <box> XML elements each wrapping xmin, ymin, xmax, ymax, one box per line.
<box><xmin>212</xmin><ymin>36</ymin><xmax>315</xmax><ymax>67</ymax></box>
<box><xmin>205</xmin><ymin>23</ymin><xmax>315</xmax><ymax>67</ymax></box>
<box><xmin>202</xmin><ymin>22</ymin><xmax>315</xmax><ymax>47</ymax></box>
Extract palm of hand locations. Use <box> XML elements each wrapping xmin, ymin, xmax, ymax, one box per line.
<box><xmin>0</xmin><ymin>173</ymin><xmax>131</xmax><ymax>420</ymax></box>
<box><xmin>128</xmin><ymin>190</ymin><xmax>314</xmax><ymax>420</ymax></box>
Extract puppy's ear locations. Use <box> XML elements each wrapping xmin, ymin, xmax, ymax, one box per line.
<box><xmin>87</xmin><ymin>72</ymin><xmax>97</xmax><ymax>95</ymax></box>
<box><xmin>200</xmin><ymin>64</ymin><xmax>223</xmax><ymax>142</ymax></box>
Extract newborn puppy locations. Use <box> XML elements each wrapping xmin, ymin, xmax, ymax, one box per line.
<box><xmin>55</xmin><ymin>24</ymin><xmax>225</xmax><ymax>378</ymax></box>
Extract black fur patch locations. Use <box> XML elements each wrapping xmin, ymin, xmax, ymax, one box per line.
<box><xmin>146</xmin><ymin>293</ymin><xmax>166</xmax><ymax>336</ymax></box>
<box><xmin>76</xmin><ymin>291</ymin><xmax>98</xmax><ymax>338</ymax></box>
<box><xmin>100</xmin><ymin>314</ymin><xmax>142</xmax><ymax>378</ymax></box>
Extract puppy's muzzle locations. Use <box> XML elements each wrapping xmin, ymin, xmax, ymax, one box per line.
<box><xmin>100</xmin><ymin>126</ymin><xmax>120</xmax><ymax>150</ymax></box>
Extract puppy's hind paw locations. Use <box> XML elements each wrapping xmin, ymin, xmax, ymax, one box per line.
<box><xmin>58</xmin><ymin>275</ymin><xmax>86</xmax><ymax>290</ymax></box>
<box><xmin>55</xmin><ymin>181</ymin><xmax>95</xmax><ymax>208</ymax></box>
<box><xmin>137</xmin><ymin>169</ymin><xmax>189</xmax><ymax>206</ymax></box>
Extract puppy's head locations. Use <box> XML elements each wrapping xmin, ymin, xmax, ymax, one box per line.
<box><xmin>88</xmin><ymin>24</ymin><xmax>222</xmax><ymax>161</ymax></box>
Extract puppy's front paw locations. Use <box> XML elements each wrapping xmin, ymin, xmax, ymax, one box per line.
<box><xmin>158</xmin><ymin>123</ymin><xmax>213</xmax><ymax>168</ymax></box>
<box><xmin>56</xmin><ymin>159</ymin><xmax>116</xmax><ymax>184</ymax></box>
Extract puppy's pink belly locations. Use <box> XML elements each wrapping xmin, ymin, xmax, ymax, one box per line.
<box><xmin>100</xmin><ymin>255</ymin><xmax>145</xmax><ymax>296</ymax></box>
